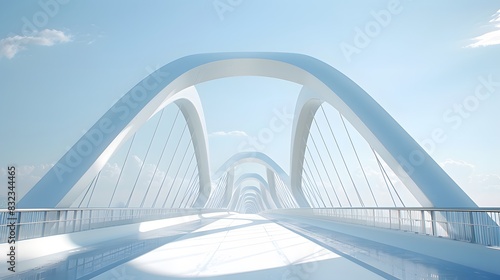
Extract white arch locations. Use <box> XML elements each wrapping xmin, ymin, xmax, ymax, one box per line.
<box><xmin>291</xmin><ymin>86</ymin><xmax>476</xmax><ymax>208</ymax></box>
<box><xmin>233</xmin><ymin>173</ymin><xmax>278</xmax><ymax>209</ymax></box>
<box><xmin>213</xmin><ymin>151</ymin><xmax>303</xmax><ymax>207</ymax></box>
<box><xmin>232</xmin><ymin>186</ymin><xmax>269</xmax><ymax>212</ymax></box>
<box><xmin>19</xmin><ymin>52</ymin><xmax>476</xmax><ymax>208</ymax></box>
<box><xmin>171</xmin><ymin>89</ymin><xmax>211</xmax><ymax>207</ymax></box>
<box><xmin>20</xmin><ymin>86</ymin><xmax>211</xmax><ymax>208</ymax></box>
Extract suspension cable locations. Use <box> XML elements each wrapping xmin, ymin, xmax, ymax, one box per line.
<box><xmin>218</xmin><ymin>174</ymin><xmax>230</xmax><ymax>208</ymax></box>
<box><xmin>178</xmin><ymin>155</ymin><xmax>200</xmax><ymax>208</ymax></box>
<box><xmin>300</xmin><ymin>173</ymin><xmax>317</xmax><ymax>207</ymax></box>
<box><xmin>305</xmin><ymin>169</ymin><xmax>326</xmax><ymax>207</ymax></box>
<box><xmin>314</xmin><ymin>109</ymin><xmax>352</xmax><ymax>206</ymax></box>
<box><xmin>309</xmin><ymin>120</ymin><xmax>342</xmax><ymax>206</ymax></box>
<box><xmin>339</xmin><ymin>113</ymin><xmax>378</xmax><ymax>207</ymax></box>
<box><xmin>277</xmin><ymin>175</ymin><xmax>296</xmax><ymax>208</ymax></box>
<box><xmin>300</xmin><ymin>178</ymin><xmax>314</xmax><ymax>206</ymax></box>
<box><xmin>303</xmin><ymin>158</ymin><xmax>327</xmax><ymax>207</ymax></box>
<box><xmin>109</xmin><ymin>134</ymin><xmax>136</xmax><ymax>207</ymax></box>
<box><xmin>87</xmin><ymin>171</ymin><xmax>101</xmax><ymax>207</ymax></box>
<box><xmin>320</xmin><ymin>106</ymin><xmax>364</xmax><ymax>206</ymax></box>
<box><xmin>210</xmin><ymin>177</ymin><xmax>222</xmax><ymax>208</ymax></box>
<box><xmin>78</xmin><ymin>176</ymin><xmax>96</xmax><ymax>208</ymax></box>
<box><xmin>171</xmin><ymin>151</ymin><xmax>196</xmax><ymax>208</ymax></box>
<box><xmin>185</xmin><ymin>179</ymin><xmax>200</xmax><ymax>208</ymax></box>
<box><xmin>276</xmin><ymin>179</ymin><xmax>291</xmax><ymax>208</ymax></box>
<box><xmin>140</xmin><ymin>110</ymin><xmax>180</xmax><ymax>207</ymax></box>
<box><xmin>272</xmin><ymin>176</ymin><xmax>285</xmax><ymax>207</ymax></box>
<box><xmin>272</xmin><ymin>175</ymin><xmax>288</xmax><ymax>208</ymax></box>
<box><xmin>177</xmin><ymin>163</ymin><xmax>199</xmax><ymax>208</ymax></box>
<box><xmin>208</xmin><ymin>173</ymin><xmax>224</xmax><ymax>208</ymax></box>
<box><xmin>302</xmin><ymin>170</ymin><xmax>322</xmax><ymax>207</ymax></box>
<box><xmin>126</xmin><ymin>110</ymin><xmax>165</xmax><ymax>207</ymax></box>
<box><xmin>213</xmin><ymin>173</ymin><xmax>227</xmax><ymax>208</ymax></box>
<box><xmin>372</xmin><ymin>148</ymin><xmax>405</xmax><ymax>207</ymax></box>
<box><xmin>152</xmin><ymin>121</ymin><xmax>188</xmax><ymax>207</ymax></box>
<box><xmin>179</xmin><ymin>170</ymin><xmax>199</xmax><ymax>208</ymax></box>
<box><xmin>371</xmin><ymin>147</ymin><xmax>396</xmax><ymax>207</ymax></box>
<box><xmin>161</xmin><ymin>137</ymin><xmax>193</xmax><ymax>208</ymax></box>
<box><xmin>276</xmin><ymin>176</ymin><xmax>293</xmax><ymax>208</ymax></box>
<box><xmin>303</xmin><ymin>152</ymin><xmax>328</xmax><ymax>207</ymax></box>
<box><xmin>305</xmin><ymin>143</ymin><xmax>336</xmax><ymax>207</ymax></box>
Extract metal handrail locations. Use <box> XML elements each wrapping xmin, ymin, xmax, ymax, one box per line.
<box><xmin>4</xmin><ymin>207</ymin><xmax>499</xmax><ymax>247</ymax></box>
<box><xmin>0</xmin><ymin>208</ymin><xmax>228</xmax><ymax>242</ymax></box>
<box><xmin>264</xmin><ymin>207</ymin><xmax>500</xmax><ymax>247</ymax></box>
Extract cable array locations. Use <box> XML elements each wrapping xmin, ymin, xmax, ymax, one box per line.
<box><xmin>302</xmin><ymin>104</ymin><xmax>409</xmax><ymax>208</ymax></box>
<box><xmin>75</xmin><ymin>105</ymin><xmax>200</xmax><ymax>209</ymax></box>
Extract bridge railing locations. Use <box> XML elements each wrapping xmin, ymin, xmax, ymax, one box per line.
<box><xmin>0</xmin><ymin>208</ymin><xmax>229</xmax><ymax>242</ymax></box>
<box><xmin>264</xmin><ymin>208</ymin><xmax>500</xmax><ymax>247</ymax></box>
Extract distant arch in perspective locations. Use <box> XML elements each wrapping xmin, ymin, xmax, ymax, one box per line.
<box><xmin>230</xmin><ymin>173</ymin><xmax>279</xmax><ymax>210</ymax></box>
<box><xmin>19</xmin><ymin>52</ymin><xmax>476</xmax><ymax>208</ymax></box>
<box><xmin>212</xmin><ymin>152</ymin><xmax>299</xmax><ymax>208</ymax></box>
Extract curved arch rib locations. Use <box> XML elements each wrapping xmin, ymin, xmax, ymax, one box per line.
<box><xmin>213</xmin><ymin>151</ymin><xmax>303</xmax><ymax>207</ymax></box>
<box><xmin>232</xmin><ymin>173</ymin><xmax>278</xmax><ymax>209</ymax></box>
<box><xmin>20</xmin><ymin>52</ymin><xmax>475</xmax><ymax>209</ymax></box>
<box><xmin>20</xmin><ymin>86</ymin><xmax>210</xmax><ymax>208</ymax></box>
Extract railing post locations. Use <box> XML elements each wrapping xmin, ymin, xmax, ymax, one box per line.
<box><xmin>372</xmin><ymin>208</ymin><xmax>375</xmax><ymax>227</ymax></box>
<box><xmin>41</xmin><ymin>211</ymin><xmax>47</xmax><ymax>237</ymax></box>
<box><xmin>431</xmin><ymin>210</ymin><xmax>436</xmax><ymax>236</ymax></box>
<box><xmin>2</xmin><ymin>207</ymin><xmax>498</xmax><ymax>247</ymax></box>
<box><xmin>409</xmin><ymin>210</ymin><xmax>413</xmax><ymax>232</ymax></box>
<box><xmin>71</xmin><ymin>211</ymin><xmax>76</xmax><ymax>233</ymax></box>
<box><xmin>389</xmin><ymin>209</ymin><xmax>392</xmax><ymax>229</ymax></box>
<box><xmin>15</xmin><ymin>212</ymin><xmax>21</xmax><ymax>241</ymax></box>
<box><xmin>89</xmin><ymin>210</ymin><xmax>93</xmax><ymax>230</ymax></box>
<box><xmin>78</xmin><ymin>210</ymin><xmax>83</xmax><ymax>231</ymax></box>
<box><xmin>445</xmin><ymin>211</ymin><xmax>450</xmax><ymax>239</ymax></box>
<box><xmin>469</xmin><ymin>211</ymin><xmax>476</xmax><ymax>244</ymax></box>
<box><xmin>56</xmin><ymin>210</ymin><xmax>61</xmax><ymax>234</ymax></box>
<box><xmin>421</xmin><ymin>210</ymin><xmax>426</xmax><ymax>234</ymax></box>
<box><xmin>398</xmin><ymin>209</ymin><xmax>401</xmax><ymax>230</ymax></box>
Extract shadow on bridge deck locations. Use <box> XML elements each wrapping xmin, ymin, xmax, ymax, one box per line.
<box><xmin>7</xmin><ymin>214</ymin><xmax>500</xmax><ymax>280</ymax></box>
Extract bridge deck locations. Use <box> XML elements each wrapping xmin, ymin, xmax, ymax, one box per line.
<box><xmin>92</xmin><ymin>214</ymin><xmax>384</xmax><ymax>279</ymax></box>
<box><xmin>6</xmin><ymin>214</ymin><xmax>499</xmax><ymax>279</ymax></box>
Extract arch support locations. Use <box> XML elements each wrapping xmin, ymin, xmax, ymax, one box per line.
<box><xmin>291</xmin><ymin>86</ymin><xmax>476</xmax><ymax>208</ymax></box>
<box><xmin>233</xmin><ymin>173</ymin><xmax>278</xmax><ymax>209</ymax></box>
<box><xmin>213</xmin><ymin>151</ymin><xmax>306</xmax><ymax>207</ymax></box>
<box><xmin>19</xmin><ymin>52</ymin><xmax>476</xmax><ymax>209</ymax></box>
<box><xmin>20</xmin><ymin>86</ymin><xmax>211</xmax><ymax>208</ymax></box>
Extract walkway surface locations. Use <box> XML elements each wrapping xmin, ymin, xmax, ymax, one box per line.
<box><xmin>8</xmin><ymin>213</ymin><xmax>497</xmax><ymax>279</ymax></box>
<box><xmin>92</xmin><ymin>214</ymin><xmax>384</xmax><ymax>279</ymax></box>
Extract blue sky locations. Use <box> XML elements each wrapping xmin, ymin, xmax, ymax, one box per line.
<box><xmin>0</xmin><ymin>0</ymin><xmax>499</xmax><ymax>206</ymax></box>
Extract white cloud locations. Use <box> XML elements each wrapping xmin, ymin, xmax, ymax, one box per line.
<box><xmin>100</xmin><ymin>162</ymin><xmax>121</xmax><ymax>179</ymax></box>
<box><xmin>3</xmin><ymin>164</ymin><xmax>54</xmax><ymax>200</ymax></box>
<box><xmin>3</xmin><ymin>160</ymin><xmax>197</xmax><ymax>207</ymax></box>
<box><xmin>467</xmin><ymin>9</ymin><xmax>500</xmax><ymax>48</ymax></box>
<box><xmin>440</xmin><ymin>159</ymin><xmax>475</xmax><ymax>183</ymax></box>
<box><xmin>471</xmin><ymin>173</ymin><xmax>500</xmax><ymax>188</ymax></box>
<box><xmin>0</xmin><ymin>29</ymin><xmax>71</xmax><ymax>59</ymax></box>
<box><xmin>132</xmin><ymin>155</ymin><xmax>144</xmax><ymax>167</ymax></box>
<box><xmin>440</xmin><ymin>159</ymin><xmax>500</xmax><ymax>206</ymax></box>
<box><xmin>209</xmin><ymin>130</ymin><xmax>248</xmax><ymax>137</ymax></box>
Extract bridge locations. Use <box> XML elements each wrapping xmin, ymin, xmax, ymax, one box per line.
<box><xmin>2</xmin><ymin>53</ymin><xmax>499</xmax><ymax>279</ymax></box>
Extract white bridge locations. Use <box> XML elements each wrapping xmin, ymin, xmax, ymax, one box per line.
<box><xmin>2</xmin><ymin>53</ymin><xmax>499</xmax><ymax>279</ymax></box>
